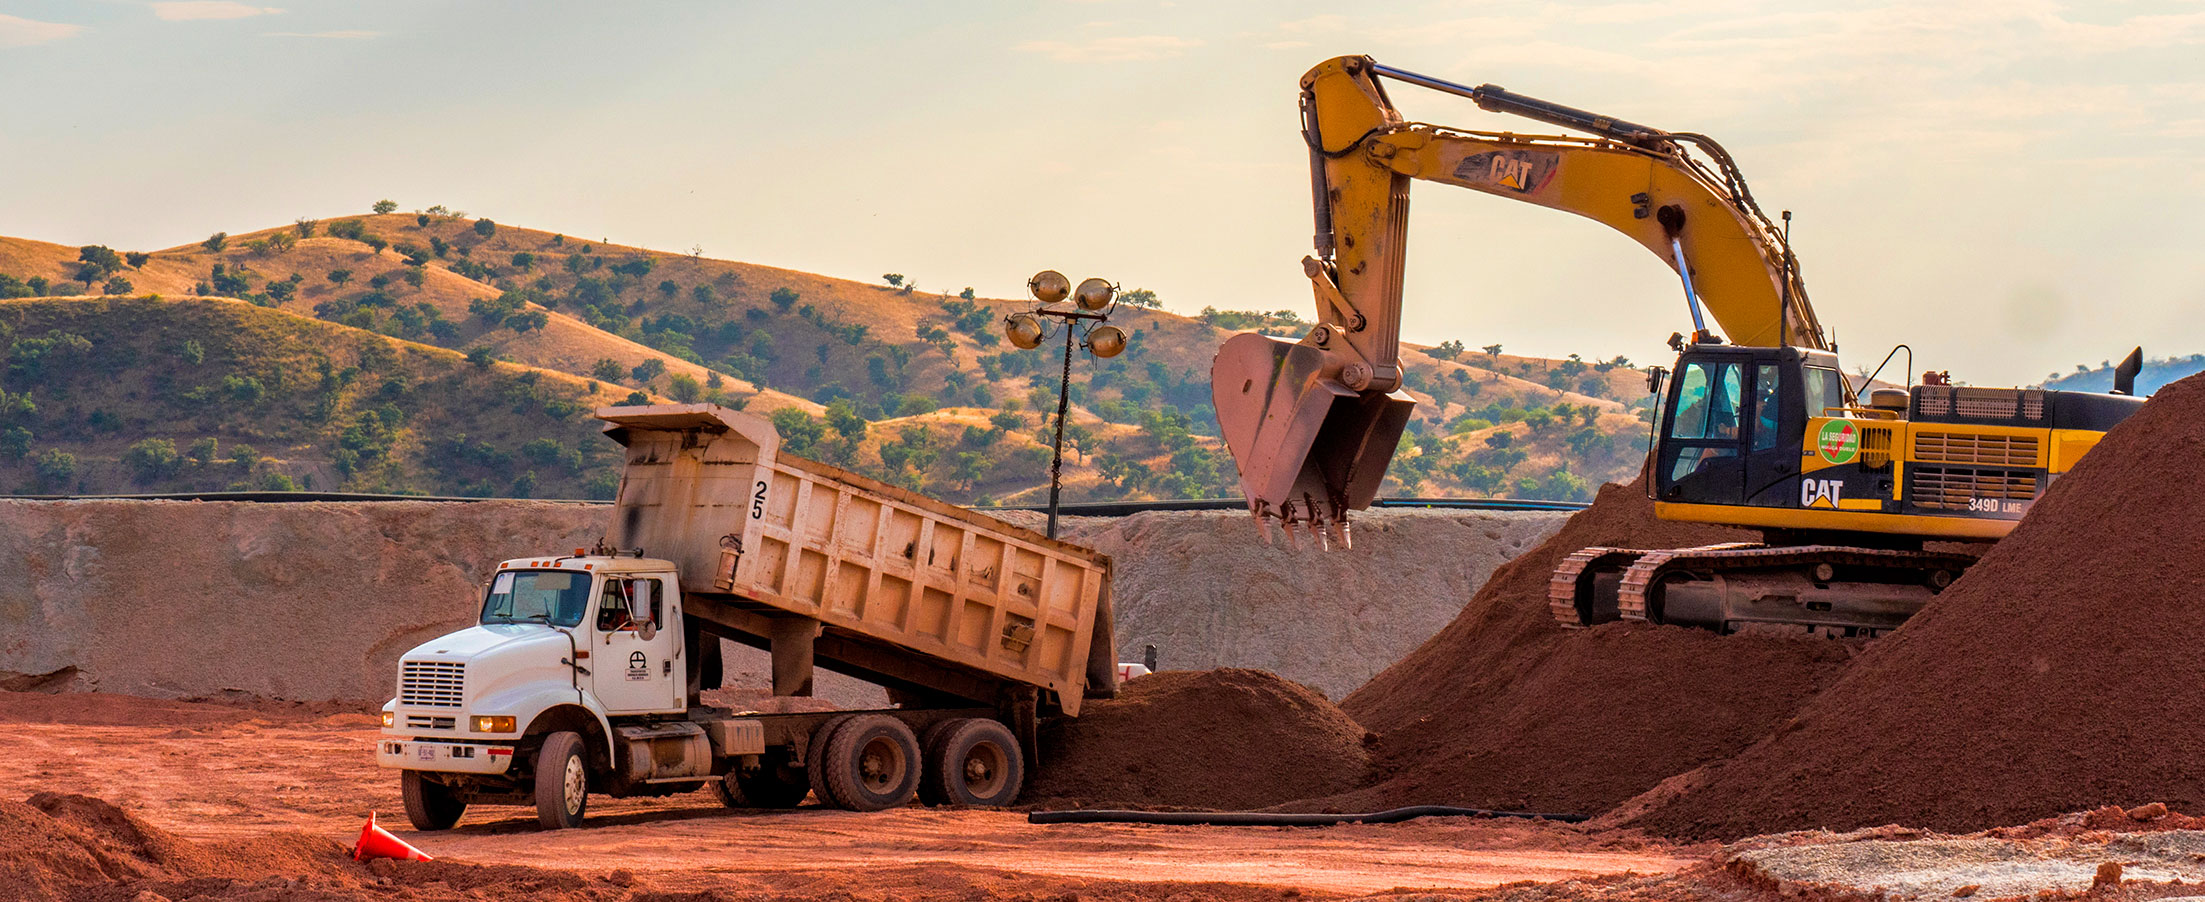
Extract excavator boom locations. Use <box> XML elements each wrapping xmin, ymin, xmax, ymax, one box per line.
<box><xmin>1215</xmin><ymin>56</ymin><xmax>1822</xmax><ymax>542</ymax></box>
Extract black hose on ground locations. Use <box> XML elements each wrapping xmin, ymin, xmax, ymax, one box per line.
<box><xmin>1027</xmin><ymin>805</ymin><xmax>1588</xmax><ymax>826</ymax></box>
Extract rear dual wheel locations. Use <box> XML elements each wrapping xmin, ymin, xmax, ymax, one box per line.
<box><xmin>818</xmin><ymin>714</ymin><xmax>923</xmax><ymax>811</ymax></box>
<box><xmin>920</xmin><ymin>718</ymin><xmax>1023</xmax><ymax>808</ymax></box>
<box><xmin>716</xmin><ymin>755</ymin><xmax>810</xmax><ymax>809</ymax></box>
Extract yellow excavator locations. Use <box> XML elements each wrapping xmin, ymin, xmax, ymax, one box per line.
<box><xmin>1211</xmin><ymin>56</ymin><xmax>2145</xmax><ymax>637</ymax></box>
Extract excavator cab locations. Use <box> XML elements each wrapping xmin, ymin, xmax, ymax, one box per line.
<box><xmin>1653</xmin><ymin>345</ymin><xmax>1845</xmax><ymax>510</ymax></box>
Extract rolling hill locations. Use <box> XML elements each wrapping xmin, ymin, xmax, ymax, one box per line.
<box><xmin>0</xmin><ymin>209</ymin><xmax>1664</xmax><ymax>502</ymax></box>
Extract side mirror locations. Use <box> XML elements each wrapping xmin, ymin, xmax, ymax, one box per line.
<box><xmin>1645</xmin><ymin>366</ymin><xmax>1668</xmax><ymax>395</ymax></box>
<box><xmin>633</xmin><ymin>580</ymin><xmax>658</xmax><ymax>642</ymax></box>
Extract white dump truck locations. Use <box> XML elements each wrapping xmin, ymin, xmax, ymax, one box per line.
<box><xmin>376</xmin><ymin>404</ymin><xmax>1117</xmax><ymax>829</ymax></box>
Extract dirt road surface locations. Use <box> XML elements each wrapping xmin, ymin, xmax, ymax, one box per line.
<box><xmin>0</xmin><ymin>692</ymin><xmax>1699</xmax><ymax>897</ymax></box>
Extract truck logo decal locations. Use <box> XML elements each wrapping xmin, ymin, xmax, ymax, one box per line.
<box><xmin>627</xmin><ymin>651</ymin><xmax>650</xmax><ymax>682</ymax></box>
<box><xmin>1456</xmin><ymin>150</ymin><xmax>1560</xmax><ymax>194</ymax></box>
<box><xmin>1802</xmin><ymin>478</ymin><xmax>1844</xmax><ymax>509</ymax></box>
<box><xmin>1816</xmin><ymin>420</ymin><xmax>1859</xmax><ymax>464</ymax></box>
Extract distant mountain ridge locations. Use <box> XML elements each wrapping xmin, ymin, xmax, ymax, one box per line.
<box><xmin>0</xmin><ymin>209</ymin><xmax>1661</xmax><ymax>502</ymax></box>
<box><xmin>2040</xmin><ymin>353</ymin><xmax>2203</xmax><ymax>395</ymax></box>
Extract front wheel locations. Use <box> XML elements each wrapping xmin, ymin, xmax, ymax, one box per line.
<box><xmin>533</xmin><ymin>731</ymin><xmax>590</xmax><ymax>829</ymax></box>
<box><xmin>401</xmin><ymin>769</ymin><xmax>467</xmax><ymax>830</ymax></box>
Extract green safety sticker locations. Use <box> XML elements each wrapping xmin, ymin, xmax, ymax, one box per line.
<box><xmin>1817</xmin><ymin>420</ymin><xmax>1859</xmax><ymax>464</ymax></box>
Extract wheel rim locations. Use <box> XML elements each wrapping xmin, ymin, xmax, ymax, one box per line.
<box><xmin>960</xmin><ymin>741</ymin><xmax>1008</xmax><ymax>798</ymax></box>
<box><xmin>561</xmin><ymin>755</ymin><xmax>586</xmax><ymax>816</ymax></box>
<box><xmin>858</xmin><ymin>736</ymin><xmax>907</xmax><ymax>793</ymax></box>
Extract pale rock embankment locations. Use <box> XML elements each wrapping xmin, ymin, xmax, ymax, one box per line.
<box><xmin>0</xmin><ymin>500</ymin><xmax>1564</xmax><ymax>704</ymax></box>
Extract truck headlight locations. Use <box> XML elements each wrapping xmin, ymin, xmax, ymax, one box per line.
<box><xmin>380</xmin><ymin>711</ymin><xmax>395</xmax><ymax>728</ymax></box>
<box><xmin>471</xmin><ymin>715</ymin><xmax>517</xmax><ymax>733</ymax></box>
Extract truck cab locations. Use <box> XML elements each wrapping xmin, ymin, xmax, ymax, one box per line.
<box><xmin>377</xmin><ymin>552</ymin><xmax>706</xmax><ymax>829</ymax></box>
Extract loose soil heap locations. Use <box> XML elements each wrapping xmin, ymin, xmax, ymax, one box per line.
<box><xmin>1323</xmin><ymin>478</ymin><xmax>1856</xmax><ymax>817</ymax></box>
<box><xmin>1618</xmin><ymin>373</ymin><xmax>2205</xmax><ymax>840</ymax></box>
<box><xmin>0</xmin><ymin>792</ymin><xmax>649</xmax><ymax>902</ymax></box>
<box><xmin>1028</xmin><ymin>668</ymin><xmax>1375</xmax><ymax>810</ymax></box>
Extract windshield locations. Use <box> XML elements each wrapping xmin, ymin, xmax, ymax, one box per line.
<box><xmin>480</xmin><ymin>570</ymin><xmax>590</xmax><ymax>627</ymax></box>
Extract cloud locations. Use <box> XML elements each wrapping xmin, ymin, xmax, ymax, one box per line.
<box><xmin>151</xmin><ymin>2</ymin><xmax>284</xmax><ymax>21</ymax></box>
<box><xmin>0</xmin><ymin>13</ymin><xmax>84</xmax><ymax>47</ymax></box>
<box><xmin>1016</xmin><ymin>34</ymin><xmax>1201</xmax><ymax>62</ymax></box>
<box><xmin>262</xmin><ymin>30</ymin><xmax>377</xmax><ymax>39</ymax></box>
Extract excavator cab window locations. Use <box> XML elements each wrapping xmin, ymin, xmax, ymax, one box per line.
<box><xmin>1660</xmin><ymin>356</ymin><xmax>1754</xmax><ymax>504</ymax></box>
<box><xmin>1802</xmin><ymin>366</ymin><xmax>1844</xmax><ymax>419</ymax></box>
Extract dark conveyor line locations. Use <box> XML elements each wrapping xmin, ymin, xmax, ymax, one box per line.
<box><xmin>1028</xmin><ymin>805</ymin><xmax>1589</xmax><ymax>826</ymax></box>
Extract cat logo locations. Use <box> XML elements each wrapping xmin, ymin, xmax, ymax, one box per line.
<box><xmin>1801</xmin><ymin>478</ymin><xmax>1844</xmax><ymax>509</ymax></box>
<box><xmin>1455</xmin><ymin>150</ymin><xmax>1559</xmax><ymax>194</ymax></box>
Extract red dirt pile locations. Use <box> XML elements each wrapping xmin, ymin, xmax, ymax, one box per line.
<box><xmin>0</xmin><ymin>792</ymin><xmax>649</xmax><ymax>901</ymax></box>
<box><xmin>1324</xmin><ymin>478</ymin><xmax>1856</xmax><ymax>816</ymax></box>
<box><xmin>1616</xmin><ymin>373</ymin><xmax>2205</xmax><ymax>840</ymax></box>
<box><xmin>1028</xmin><ymin>668</ymin><xmax>1375</xmax><ymax>810</ymax></box>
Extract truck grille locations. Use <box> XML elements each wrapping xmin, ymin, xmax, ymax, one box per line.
<box><xmin>399</xmin><ymin>661</ymin><xmax>465</xmax><ymax>707</ymax></box>
<box><xmin>1910</xmin><ymin>466</ymin><xmax>2039</xmax><ymax>511</ymax></box>
<box><xmin>1914</xmin><ymin>432</ymin><xmax>2041</xmax><ymax>467</ymax></box>
<box><xmin>406</xmin><ymin>715</ymin><xmax>457</xmax><ymax>730</ymax></box>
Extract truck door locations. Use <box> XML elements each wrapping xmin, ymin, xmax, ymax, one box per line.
<box><xmin>590</xmin><ymin>575</ymin><xmax>681</xmax><ymax>713</ymax></box>
<box><xmin>1657</xmin><ymin>357</ymin><xmax>1747</xmax><ymax>505</ymax></box>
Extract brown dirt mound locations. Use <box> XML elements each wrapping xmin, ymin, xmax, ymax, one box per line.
<box><xmin>1327</xmin><ymin>478</ymin><xmax>1855</xmax><ymax>817</ymax></box>
<box><xmin>1618</xmin><ymin>373</ymin><xmax>2205</xmax><ymax>840</ymax></box>
<box><xmin>1027</xmin><ymin>668</ymin><xmax>1375</xmax><ymax>810</ymax></box>
<box><xmin>0</xmin><ymin>792</ymin><xmax>652</xmax><ymax>901</ymax></box>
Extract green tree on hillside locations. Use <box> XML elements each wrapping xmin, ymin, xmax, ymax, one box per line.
<box><xmin>591</xmin><ymin>359</ymin><xmax>625</xmax><ymax>382</ymax></box>
<box><xmin>102</xmin><ymin>277</ymin><xmax>132</xmax><ymax>296</ymax></box>
<box><xmin>295</xmin><ymin>218</ymin><xmax>317</xmax><ymax>237</ymax></box>
<box><xmin>0</xmin><ymin>426</ymin><xmax>30</xmax><ymax>461</ymax></box>
<box><xmin>202</xmin><ymin>232</ymin><xmax>227</xmax><ymax>252</ymax></box>
<box><xmin>327</xmin><ymin>269</ymin><xmax>352</xmax><ymax>286</ymax></box>
<box><xmin>124</xmin><ymin>438</ymin><xmax>181</xmax><ymax>483</ymax></box>
<box><xmin>1120</xmin><ymin>288</ymin><xmax>1162</xmax><ymax>308</ymax></box>
<box><xmin>373</xmin><ymin>199</ymin><xmax>398</xmax><ymax>214</ymax></box>
<box><xmin>33</xmin><ymin>448</ymin><xmax>76</xmax><ymax>490</ymax></box>
<box><xmin>771</xmin><ymin>287</ymin><xmax>799</xmax><ymax>312</ymax></box>
<box><xmin>668</xmin><ymin>373</ymin><xmax>702</xmax><ymax>402</ymax></box>
<box><xmin>474</xmin><ymin>219</ymin><xmax>496</xmax><ymax>237</ymax></box>
<box><xmin>124</xmin><ymin>251</ymin><xmax>150</xmax><ymax>268</ymax></box>
<box><xmin>770</xmin><ymin>408</ymin><xmax>823</xmax><ymax>456</ymax></box>
<box><xmin>631</xmin><ymin>359</ymin><xmax>666</xmax><ymax>385</ymax></box>
<box><xmin>882</xmin><ymin>274</ymin><xmax>904</xmax><ymax>289</ymax></box>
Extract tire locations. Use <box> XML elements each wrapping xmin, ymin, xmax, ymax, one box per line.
<box><xmin>716</xmin><ymin>758</ymin><xmax>810</xmax><ymax>809</ymax></box>
<box><xmin>804</xmin><ymin>714</ymin><xmax>857</xmax><ymax>809</ymax></box>
<box><xmin>533</xmin><ymin>731</ymin><xmax>590</xmax><ymax>829</ymax></box>
<box><xmin>922</xmin><ymin>719</ymin><xmax>1024</xmax><ymax>808</ymax></box>
<box><xmin>400</xmin><ymin>769</ymin><xmax>467</xmax><ymax>831</ymax></box>
<box><xmin>915</xmin><ymin>719</ymin><xmax>960</xmax><ymax>806</ymax></box>
<box><xmin>820</xmin><ymin>714</ymin><xmax>921</xmax><ymax>812</ymax></box>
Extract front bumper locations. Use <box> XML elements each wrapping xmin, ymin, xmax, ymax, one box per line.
<box><xmin>376</xmin><ymin>737</ymin><xmax>518</xmax><ymax>775</ymax></box>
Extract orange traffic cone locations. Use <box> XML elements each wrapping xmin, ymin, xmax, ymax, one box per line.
<box><xmin>352</xmin><ymin>812</ymin><xmax>433</xmax><ymax>862</ymax></box>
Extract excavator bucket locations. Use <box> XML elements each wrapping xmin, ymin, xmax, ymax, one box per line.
<box><xmin>1211</xmin><ymin>332</ymin><xmax>1415</xmax><ymax>547</ymax></box>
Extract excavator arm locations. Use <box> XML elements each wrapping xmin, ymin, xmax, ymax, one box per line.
<box><xmin>1213</xmin><ymin>55</ymin><xmax>1826</xmax><ymax>546</ymax></box>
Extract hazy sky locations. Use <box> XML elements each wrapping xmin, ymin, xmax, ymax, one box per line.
<box><xmin>2</xmin><ymin>1</ymin><xmax>2199</xmax><ymax>386</ymax></box>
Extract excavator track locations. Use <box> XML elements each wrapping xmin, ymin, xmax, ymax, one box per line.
<box><xmin>1549</xmin><ymin>543</ymin><xmax>1979</xmax><ymax>637</ymax></box>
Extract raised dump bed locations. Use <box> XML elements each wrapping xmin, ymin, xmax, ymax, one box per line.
<box><xmin>598</xmin><ymin>403</ymin><xmax>1118</xmax><ymax>717</ymax></box>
